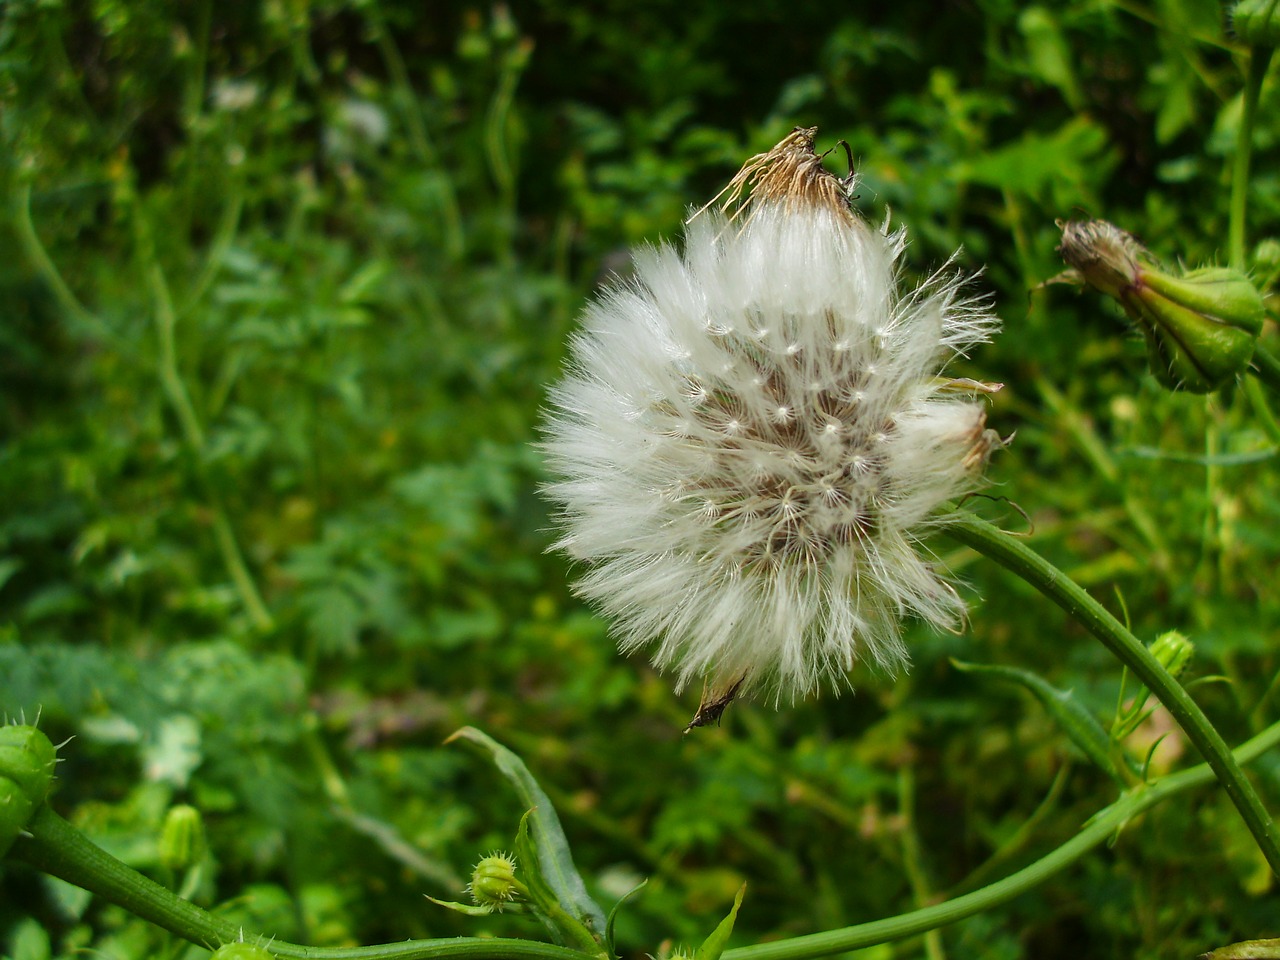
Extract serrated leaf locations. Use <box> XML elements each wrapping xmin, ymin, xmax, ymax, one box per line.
<box><xmin>952</xmin><ymin>659</ymin><xmax>1121</xmax><ymax>781</ymax></box>
<box><xmin>447</xmin><ymin>727</ymin><xmax>607</xmax><ymax>939</ymax></box>
<box><xmin>696</xmin><ymin>884</ymin><xmax>746</xmax><ymax>960</ymax></box>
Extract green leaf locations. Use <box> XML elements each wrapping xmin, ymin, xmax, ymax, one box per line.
<box><xmin>425</xmin><ymin>895</ymin><xmax>516</xmax><ymax>918</ymax></box>
<box><xmin>447</xmin><ymin>727</ymin><xmax>607</xmax><ymax>938</ymax></box>
<box><xmin>604</xmin><ymin>878</ymin><xmax>647</xmax><ymax>957</ymax></box>
<box><xmin>696</xmin><ymin>884</ymin><xmax>746</xmax><ymax>960</ymax></box>
<box><xmin>952</xmin><ymin>660</ymin><xmax>1121</xmax><ymax>781</ymax></box>
<box><xmin>513</xmin><ymin>811</ymin><xmax>605</xmax><ymax>955</ymax></box>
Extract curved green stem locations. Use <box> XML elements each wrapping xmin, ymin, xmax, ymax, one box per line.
<box><xmin>722</xmin><ymin>718</ymin><xmax>1280</xmax><ymax>960</ymax></box>
<box><xmin>942</xmin><ymin>512</ymin><xmax>1280</xmax><ymax>876</ymax></box>
<box><xmin>1244</xmin><ymin>376</ymin><xmax>1280</xmax><ymax>446</ymax></box>
<box><xmin>1229</xmin><ymin>47</ymin><xmax>1273</xmax><ymax>271</ymax></box>
<box><xmin>10</xmin><ymin>806</ymin><xmax>583</xmax><ymax>960</ymax></box>
<box><xmin>12</xmin><ymin>181</ymin><xmax>117</xmax><ymax>344</ymax></box>
<box><xmin>1251</xmin><ymin>342</ymin><xmax>1280</xmax><ymax>395</ymax></box>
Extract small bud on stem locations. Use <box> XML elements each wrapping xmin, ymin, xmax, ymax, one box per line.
<box><xmin>1057</xmin><ymin>220</ymin><xmax>1264</xmax><ymax>393</ymax></box>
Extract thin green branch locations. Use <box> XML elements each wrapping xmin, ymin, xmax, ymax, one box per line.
<box><xmin>15</xmin><ymin>722</ymin><xmax>1280</xmax><ymax>960</ymax></box>
<box><xmin>11</xmin><ymin>806</ymin><xmax>582</xmax><ymax>960</ymax></box>
<box><xmin>12</xmin><ymin>181</ymin><xmax>117</xmax><ymax>343</ymax></box>
<box><xmin>1229</xmin><ymin>47</ymin><xmax>1273</xmax><ymax>271</ymax></box>
<box><xmin>1251</xmin><ymin>342</ymin><xmax>1280</xmax><ymax>394</ymax></box>
<box><xmin>941</xmin><ymin>512</ymin><xmax>1280</xmax><ymax>876</ymax></box>
<box><xmin>722</xmin><ymin>719</ymin><xmax>1280</xmax><ymax>960</ymax></box>
<box><xmin>1243</xmin><ymin>376</ymin><xmax>1280</xmax><ymax>446</ymax></box>
<box><xmin>133</xmin><ymin>199</ymin><xmax>275</xmax><ymax>632</ymax></box>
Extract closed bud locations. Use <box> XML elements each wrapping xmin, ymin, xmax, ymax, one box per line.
<box><xmin>1234</xmin><ymin>0</ymin><xmax>1280</xmax><ymax>46</ymax></box>
<box><xmin>1148</xmin><ymin>630</ymin><xmax>1194</xmax><ymax>680</ymax></box>
<box><xmin>159</xmin><ymin>804</ymin><xmax>206</xmax><ymax>872</ymax></box>
<box><xmin>1058</xmin><ymin>220</ymin><xmax>1264</xmax><ymax>392</ymax></box>
<box><xmin>0</xmin><ymin>724</ymin><xmax>58</xmax><ymax>858</ymax></box>
<box><xmin>468</xmin><ymin>852</ymin><xmax>520</xmax><ymax>911</ymax></box>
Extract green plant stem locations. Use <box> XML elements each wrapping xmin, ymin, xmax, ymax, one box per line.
<box><xmin>1251</xmin><ymin>343</ymin><xmax>1280</xmax><ymax>394</ymax></box>
<box><xmin>363</xmin><ymin>0</ymin><xmax>464</xmax><ymax>260</ymax></box>
<box><xmin>1229</xmin><ymin>47</ymin><xmax>1273</xmax><ymax>271</ymax></box>
<box><xmin>722</xmin><ymin>718</ymin><xmax>1280</xmax><ymax>960</ymax></box>
<box><xmin>11</xmin><ymin>806</ymin><xmax>583</xmax><ymax>960</ymax></box>
<box><xmin>942</xmin><ymin>512</ymin><xmax>1280</xmax><ymax>876</ymax></box>
<box><xmin>133</xmin><ymin>201</ymin><xmax>275</xmax><ymax>633</ymax></box>
<box><xmin>14</xmin><ymin>721</ymin><xmax>1280</xmax><ymax>960</ymax></box>
<box><xmin>897</xmin><ymin>766</ymin><xmax>945</xmax><ymax>960</ymax></box>
<box><xmin>12</xmin><ymin>182</ymin><xmax>117</xmax><ymax>344</ymax></box>
<box><xmin>1244</xmin><ymin>377</ymin><xmax>1280</xmax><ymax>446</ymax></box>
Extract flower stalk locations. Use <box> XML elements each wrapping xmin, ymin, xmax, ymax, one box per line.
<box><xmin>942</xmin><ymin>511</ymin><xmax>1280</xmax><ymax>876</ymax></box>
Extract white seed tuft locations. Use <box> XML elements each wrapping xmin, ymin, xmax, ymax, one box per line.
<box><xmin>541</xmin><ymin>129</ymin><xmax>1002</xmax><ymax>705</ymax></box>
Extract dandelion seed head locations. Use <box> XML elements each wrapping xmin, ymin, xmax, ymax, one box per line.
<box><xmin>541</xmin><ymin>128</ymin><xmax>1002</xmax><ymax>704</ymax></box>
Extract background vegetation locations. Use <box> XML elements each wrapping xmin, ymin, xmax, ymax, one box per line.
<box><xmin>3</xmin><ymin>1</ymin><xmax>1280</xmax><ymax>957</ymax></box>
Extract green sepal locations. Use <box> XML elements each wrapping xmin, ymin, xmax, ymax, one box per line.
<box><xmin>1142</xmin><ymin>268</ymin><xmax>1265</xmax><ymax>336</ymax></box>
<box><xmin>0</xmin><ymin>725</ymin><xmax>58</xmax><ymax>858</ymax></box>
<box><xmin>604</xmin><ymin>878</ymin><xmax>647</xmax><ymax>957</ymax></box>
<box><xmin>1235</xmin><ymin>0</ymin><xmax>1280</xmax><ymax>46</ymax></box>
<box><xmin>696</xmin><ymin>884</ymin><xmax>746</xmax><ymax>960</ymax></box>
<box><xmin>952</xmin><ymin>660</ymin><xmax>1122</xmax><ymax>782</ymax></box>
<box><xmin>447</xmin><ymin>727</ymin><xmax>607</xmax><ymax>940</ymax></box>
<box><xmin>0</xmin><ymin>725</ymin><xmax>57</xmax><ymax>802</ymax></box>
<box><xmin>425</xmin><ymin>895</ymin><xmax>527</xmax><ymax>917</ymax></box>
<box><xmin>0</xmin><ymin>777</ymin><xmax>36</xmax><ymax>859</ymax></box>
<box><xmin>1125</xmin><ymin>268</ymin><xmax>1263</xmax><ymax>392</ymax></box>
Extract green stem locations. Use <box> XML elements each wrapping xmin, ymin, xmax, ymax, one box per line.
<box><xmin>363</xmin><ymin>0</ymin><xmax>464</xmax><ymax>259</ymax></box>
<box><xmin>722</xmin><ymin>718</ymin><xmax>1280</xmax><ymax>960</ymax></box>
<box><xmin>1243</xmin><ymin>376</ymin><xmax>1280</xmax><ymax>446</ymax></box>
<box><xmin>1251</xmin><ymin>342</ymin><xmax>1280</xmax><ymax>394</ymax></box>
<box><xmin>12</xmin><ymin>181</ymin><xmax>117</xmax><ymax>344</ymax></box>
<box><xmin>132</xmin><ymin>199</ymin><xmax>275</xmax><ymax>632</ymax></box>
<box><xmin>14</xmin><ymin>721</ymin><xmax>1280</xmax><ymax>960</ymax></box>
<box><xmin>942</xmin><ymin>512</ymin><xmax>1280</xmax><ymax>875</ymax></box>
<box><xmin>10</xmin><ymin>806</ymin><xmax>583</xmax><ymax>960</ymax></box>
<box><xmin>1229</xmin><ymin>47</ymin><xmax>1273</xmax><ymax>271</ymax></box>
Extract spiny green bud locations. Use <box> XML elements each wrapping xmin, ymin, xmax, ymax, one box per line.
<box><xmin>0</xmin><ymin>724</ymin><xmax>58</xmax><ymax>858</ymax></box>
<box><xmin>1235</xmin><ymin>0</ymin><xmax>1280</xmax><ymax>46</ymax></box>
<box><xmin>1057</xmin><ymin>220</ymin><xmax>1265</xmax><ymax>392</ymax></box>
<box><xmin>1149</xmin><ymin>630</ymin><xmax>1194</xmax><ymax>680</ymax></box>
<box><xmin>209</xmin><ymin>943</ymin><xmax>275</xmax><ymax>959</ymax></box>
<box><xmin>159</xmin><ymin>804</ymin><xmax>207</xmax><ymax>872</ymax></box>
<box><xmin>468</xmin><ymin>852</ymin><xmax>520</xmax><ymax>911</ymax></box>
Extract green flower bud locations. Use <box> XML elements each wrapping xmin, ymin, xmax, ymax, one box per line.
<box><xmin>159</xmin><ymin>804</ymin><xmax>207</xmax><ymax>872</ymax></box>
<box><xmin>1058</xmin><ymin>220</ymin><xmax>1265</xmax><ymax>392</ymax></box>
<box><xmin>1235</xmin><ymin>0</ymin><xmax>1280</xmax><ymax>46</ymax></box>
<box><xmin>209</xmin><ymin>943</ymin><xmax>275</xmax><ymax>959</ymax></box>
<box><xmin>468</xmin><ymin>852</ymin><xmax>520</xmax><ymax>911</ymax></box>
<box><xmin>0</xmin><ymin>725</ymin><xmax>58</xmax><ymax>858</ymax></box>
<box><xmin>1148</xmin><ymin>630</ymin><xmax>1194</xmax><ymax>680</ymax></box>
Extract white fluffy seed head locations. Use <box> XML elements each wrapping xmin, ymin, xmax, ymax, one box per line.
<box><xmin>541</xmin><ymin>128</ymin><xmax>1002</xmax><ymax>705</ymax></box>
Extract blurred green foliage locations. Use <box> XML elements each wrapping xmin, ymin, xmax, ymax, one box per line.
<box><xmin>2</xmin><ymin>1</ymin><xmax>1280</xmax><ymax>958</ymax></box>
